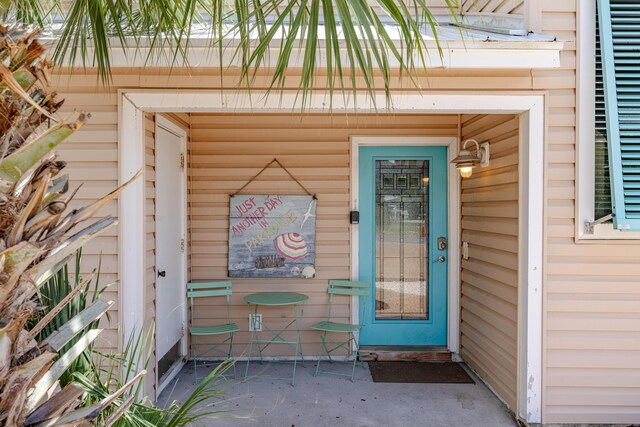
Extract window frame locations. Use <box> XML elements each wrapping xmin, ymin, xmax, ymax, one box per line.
<box><xmin>576</xmin><ymin>0</ymin><xmax>640</xmax><ymax>241</ymax></box>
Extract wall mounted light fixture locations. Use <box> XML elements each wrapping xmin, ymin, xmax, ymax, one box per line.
<box><xmin>450</xmin><ymin>139</ymin><xmax>490</xmax><ymax>178</ymax></box>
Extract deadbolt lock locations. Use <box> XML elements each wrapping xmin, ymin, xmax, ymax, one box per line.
<box><xmin>437</xmin><ymin>237</ymin><xmax>447</xmax><ymax>251</ymax></box>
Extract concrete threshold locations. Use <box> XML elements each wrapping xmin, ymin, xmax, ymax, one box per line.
<box><xmin>360</xmin><ymin>345</ymin><xmax>452</xmax><ymax>362</ymax></box>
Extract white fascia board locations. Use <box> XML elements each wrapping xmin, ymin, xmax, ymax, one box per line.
<box><xmin>442</xmin><ymin>47</ymin><xmax>560</xmax><ymax>68</ymax></box>
<box><xmin>105</xmin><ymin>46</ymin><xmax>561</xmax><ymax>69</ymax></box>
<box><xmin>43</xmin><ymin>39</ymin><xmax>562</xmax><ymax>70</ymax></box>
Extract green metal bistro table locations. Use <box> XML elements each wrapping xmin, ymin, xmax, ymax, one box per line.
<box><xmin>243</xmin><ymin>292</ymin><xmax>309</xmax><ymax>386</ymax></box>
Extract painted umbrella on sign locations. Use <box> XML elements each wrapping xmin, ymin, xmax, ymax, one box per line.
<box><xmin>274</xmin><ymin>232</ymin><xmax>308</xmax><ymax>260</ymax></box>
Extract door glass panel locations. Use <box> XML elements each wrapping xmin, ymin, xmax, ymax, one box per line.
<box><xmin>375</xmin><ymin>160</ymin><xmax>429</xmax><ymax>320</ymax></box>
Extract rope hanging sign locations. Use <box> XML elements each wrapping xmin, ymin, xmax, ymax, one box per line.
<box><xmin>228</xmin><ymin>158</ymin><xmax>317</xmax><ymax>278</ymax></box>
<box><xmin>232</xmin><ymin>158</ymin><xmax>316</xmax><ymax>199</ymax></box>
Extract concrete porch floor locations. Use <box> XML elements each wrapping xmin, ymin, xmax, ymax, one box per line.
<box><xmin>157</xmin><ymin>361</ymin><xmax>518</xmax><ymax>427</ymax></box>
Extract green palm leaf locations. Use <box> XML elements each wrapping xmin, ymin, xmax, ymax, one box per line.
<box><xmin>2</xmin><ymin>0</ymin><xmax>461</xmax><ymax>108</ymax></box>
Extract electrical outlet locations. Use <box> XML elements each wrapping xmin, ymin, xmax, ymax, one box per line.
<box><xmin>462</xmin><ymin>241</ymin><xmax>469</xmax><ymax>260</ymax></box>
<box><xmin>249</xmin><ymin>314</ymin><xmax>262</xmax><ymax>332</ymax></box>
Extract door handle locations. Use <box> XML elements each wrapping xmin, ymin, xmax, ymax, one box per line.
<box><xmin>158</xmin><ymin>270</ymin><xmax>166</xmax><ymax>277</ymax></box>
<box><xmin>433</xmin><ymin>256</ymin><xmax>446</xmax><ymax>263</ymax></box>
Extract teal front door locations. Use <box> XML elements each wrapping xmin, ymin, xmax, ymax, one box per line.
<box><xmin>359</xmin><ymin>146</ymin><xmax>448</xmax><ymax>345</ymax></box>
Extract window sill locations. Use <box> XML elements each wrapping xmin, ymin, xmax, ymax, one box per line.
<box><xmin>578</xmin><ymin>223</ymin><xmax>640</xmax><ymax>242</ymax></box>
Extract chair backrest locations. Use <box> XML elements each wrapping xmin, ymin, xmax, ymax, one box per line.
<box><xmin>326</xmin><ymin>279</ymin><xmax>369</xmax><ymax>322</ymax></box>
<box><xmin>187</xmin><ymin>281</ymin><xmax>233</xmax><ymax>299</ymax></box>
<box><xmin>186</xmin><ymin>281</ymin><xmax>233</xmax><ymax>325</ymax></box>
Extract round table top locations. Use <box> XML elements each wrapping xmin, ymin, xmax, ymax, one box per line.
<box><xmin>244</xmin><ymin>292</ymin><xmax>309</xmax><ymax>306</ymax></box>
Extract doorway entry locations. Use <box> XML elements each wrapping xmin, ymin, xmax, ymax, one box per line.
<box><xmin>358</xmin><ymin>146</ymin><xmax>448</xmax><ymax>345</ymax></box>
<box><xmin>120</xmin><ymin>92</ymin><xmax>544</xmax><ymax>423</ymax></box>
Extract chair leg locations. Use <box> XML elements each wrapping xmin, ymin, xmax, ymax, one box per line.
<box><xmin>229</xmin><ymin>333</ymin><xmax>237</xmax><ymax>379</ymax></box>
<box><xmin>350</xmin><ymin>333</ymin><xmax>358</xmax><ymax>382</ymax></box>
<box><xmin>315</xmin><ymin>332</ymin><xmax>363</xmax><ymax>381</ymax></box>
<box><xmin>192</xmin><ymin>339</ymin><xmax>199</xmax><ymax>384</ymax></box>
<box><xmin>314</xmin><ymin>333</ymin><xmax>328</xmax><ymax>377</ymax></box>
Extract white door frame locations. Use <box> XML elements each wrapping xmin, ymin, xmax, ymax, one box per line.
<box><xmin>154</xmin><ymin>115</ymin><xmax>188</xmax><ymax>395</ymax></box>
<box><xmin>349</xmin><ymin>136</ymin><xmax>460</xmax><ymax>353</ymax></box>
<box><xmin>118</xmin><ymin>90</ymin><xmax>544</xmax><ymax>423</ymax></box>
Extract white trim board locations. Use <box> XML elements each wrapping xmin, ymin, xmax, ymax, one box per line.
<box><xmin>57</xmin><ymin>45</ymin><xmax>560</xmax><ymax>69</ymax></box>
<box><xmin>119</xmin><ymin>96</ymin><xmax>146</xmax><ymax>349</ymax></box>
<box><xmin>118</xmin><ymin>90</ymin><xmax>544</xmax><ymax>424</ymax></box>
<box><xmin>349</xmin><ymin>136</ymin><xmax>460</xmax><ymax>356</ymax></box>
<box><xmin>518</xmin><ymin>108</ymin><xmax>544</xmax><ymax>423</ymax></box>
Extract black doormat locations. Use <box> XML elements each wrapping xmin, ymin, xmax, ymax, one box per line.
<box><xmin>368</xmin><ymin>362</ymin><xmax>475</xmax><ymax>384</ymax></box>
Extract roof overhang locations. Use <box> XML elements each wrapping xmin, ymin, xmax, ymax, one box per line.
<box><xmin>42</xmin><ymin>24</ymin><xmax>564</xmax><ymax>69</ymax></box>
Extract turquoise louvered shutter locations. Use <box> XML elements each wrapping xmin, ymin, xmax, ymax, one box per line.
<box><xmin>597</xmin><ymin>0</ymin><xmax>640</xmax><ymax>230</ymax></box>
<box><xmin>595</xmin><ymin>8</ymin><xmax>612</xmax><ymax>220</ymax></box>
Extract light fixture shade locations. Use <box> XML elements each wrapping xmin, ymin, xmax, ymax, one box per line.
<box><xmin>451</xmin><ymin>139</ymin><xmax>489</xmax><ymax>178</ymax></box>
<box><xmin>451</xmin><ymin>149</ymin><xmax>480</xmax><ymax>168</ymax></box>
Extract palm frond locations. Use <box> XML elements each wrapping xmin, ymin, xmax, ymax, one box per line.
<box><xmin>0</xmin><ymin>23</ymin><xmax>144</xmax><ymax>424</ymax></box>
<box><xmin>3</xmin><ymin>0</ymin><xmax>462</xmax><ymax>108</ymax></box>
<box><xmin>1</xmin><ymin>0</ymin><xmax>59</xmax><ymax>28</ymax></box>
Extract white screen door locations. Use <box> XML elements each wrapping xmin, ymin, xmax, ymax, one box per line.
<box><xmin>155</xmin><ymin>122</ymin><xmax>186</xmax><ymax>361</ymax></box>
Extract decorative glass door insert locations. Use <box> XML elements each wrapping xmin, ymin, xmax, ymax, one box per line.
<box><xmin>375</xmin><ymin>160</ymin><xmax>429</xmax><ymax>320</ymax></box>
<box><xmin>358</xmin><ymin>145</ymin><xmax>448</xmax><ymax>346</ymax></box>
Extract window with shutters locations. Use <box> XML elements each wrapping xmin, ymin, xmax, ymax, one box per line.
<box><xmin>577</xmin><ymin>0</ymin><xmax>640</xmax><ymax>239</ymax></box>
<box><xmin>597</xmin><ymin>0</ymin><xmax>640</xmax><ymax>231</ymax></box>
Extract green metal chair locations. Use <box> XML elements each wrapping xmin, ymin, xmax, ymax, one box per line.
<box><xmin>311</xmin><ymin>279</ymin><xmax>369</xmax><ymax>382</ymax></box>
<box><xmin>187</xmin><ymin>281</ymin><xmax>240</xmax><ymax>382</ymax></box>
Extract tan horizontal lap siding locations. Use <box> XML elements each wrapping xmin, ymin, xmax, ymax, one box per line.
<box><xmin>539</xmin><ymin>2</ymin><xmax>640</xmax><ymax>424</ymax></box>
<box><xmin>54</xmin><ymin>85</ymin><xmax>120</xmax><ymax>352</ymax></box>
<box><xmin>459</xmin><ymin>114</ymin><xmax>519</xmax><ymax>411</ymax></box>
<box><xmin>189</xmin><ymin>113</ymin><xmax>457</xmax><ymax>356</ymax></box>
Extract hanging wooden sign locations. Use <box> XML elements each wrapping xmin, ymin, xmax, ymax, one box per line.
<box><xmin>228</xmin><ymin>195</ymin><xmax>317</xmax><ymax>278</ymax></box>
